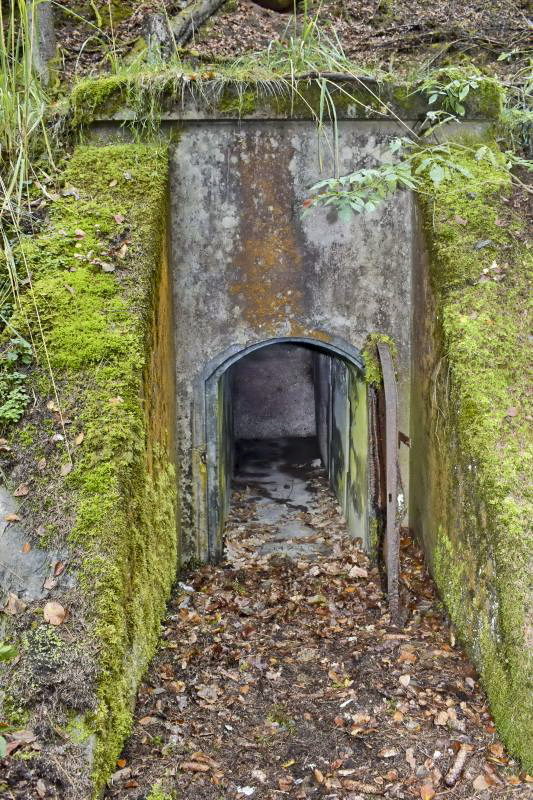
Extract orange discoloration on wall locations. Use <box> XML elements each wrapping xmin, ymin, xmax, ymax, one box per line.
<box><xmin>143</xmin><ymin>235</ymin><xmax>177</xmax><ymax>475</ymax></box>
<box><xmin>230</xmin><ymin>133</ymin><xmax>307</xmax><ymax>335</ymax></box>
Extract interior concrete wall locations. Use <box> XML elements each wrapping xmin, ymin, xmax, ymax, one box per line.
<box><xmin>231</xmin><ymin>343</ymin><xmax>316</xmax><ymax>440</ymax></box>
<box><xmin>170</xmin><ymin>120</ymin><xmax>413</xmax><ymax>560</ymax></box>
<box><xmin>314</xmin><ymin>353</ymin><xmax>368</xmax><ymax>545</ymax></box>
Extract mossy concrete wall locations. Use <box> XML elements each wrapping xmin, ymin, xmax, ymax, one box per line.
<box><xmin>410</xmin><ymin>143</ymin><xmax>532</xmax><ymax>769</ymax></box>
<box><xmin>0</xmin><ymin>145</ymin><xmax>179</xmax><ymax>797</ymax></box>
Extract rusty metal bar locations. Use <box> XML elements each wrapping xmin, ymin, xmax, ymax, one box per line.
<box><xmin>376</xmin><ymin>342</ymin><xmax>400</xmax><ymax>624</ymax></box>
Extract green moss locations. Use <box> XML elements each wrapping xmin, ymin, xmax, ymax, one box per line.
<box><xmin>1</xmin><ymin>694</ymin><xmax>30</xmax><ymax>729</ymax></box>
<box><xmin>66</xmin><ymin>713</ymin><xmax>95</xmax><ymax>745</ymax></box>
<box><xmin>218</xmin><ymin>87</ymin><xmax>259</xmax><ymax>116</ymax></box>
<box><xmin>70</xmin><ymin>75</ymin><xmax>128</xmax><ymax>126</ymax></box>
<box><xmin>417</xmin><ymin>140</ymin><xmax>533</xmax><ymax>770</ymax></box>
<box><xmin>146</xmin><ymin>784</ymin><xmax>174</xmax><ymax>800</ymax></box>
<box><xmin>362</xmin><ymin>333</ymin><xmax>397</xmax><ymax>387</ymax></box>
<box><xmin>6</xmin><ymin>144</ymin><xmax>179</xmax><ymax>796</ymax></box>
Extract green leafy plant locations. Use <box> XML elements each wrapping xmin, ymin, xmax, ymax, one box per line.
<box><xmin>305</xmin><ymin>138</ymin><xmax>492</xmax><ymax>217</ymax></box>
<box><xmin>0</xmin><ymin>337</ymin><xmax>32</xmax><ymax>427</ymax></box>
<box><xmin>0</xmin><ymin>642</ymin><xmax>17</xmax><ymax>758</ymax></box>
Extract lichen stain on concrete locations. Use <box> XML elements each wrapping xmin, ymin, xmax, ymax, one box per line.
<box><xmin>229</xmin><ymin>130</ymin><xmax>306</xmax><ymax>334</ymax></box>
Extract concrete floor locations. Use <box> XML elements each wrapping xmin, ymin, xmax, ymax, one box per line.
<box><xmin>231</xmin><ymin>437</ymin><xmax>336</xmax><ymax>559</ymax></box>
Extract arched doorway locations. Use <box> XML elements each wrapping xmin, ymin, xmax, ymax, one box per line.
<box><xmin>194</xmin><ymin>336</ymin><xmax>369</xmax><ymax>561</ymax></box>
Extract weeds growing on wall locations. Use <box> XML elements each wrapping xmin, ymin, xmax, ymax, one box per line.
<box><xmin>0</xmin><ymin>1</ymin><xmax>70</xmax><ymax>447</ymax></box>
<box><xmin>306</xmin><ymin>62</ymin><xmax>532</xmax><ymax>218</ymax></box>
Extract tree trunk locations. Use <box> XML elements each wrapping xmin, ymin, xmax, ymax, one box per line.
<box><xmin>28</xmin><ymin>1</ymin><xmax>57</xmax><ymax>86</ymax></box>
<box><xmin>249</xmin><ymin>0</ymin><xmax>297</xmax><ymax>11</ymax></box>
<box><xmin>169</xmin><ymin>0</ymin><xmax>230</xmax><ymax>47</ymax></box>
<box><xmin>144</xmin><ymin>0</ymin><xmax>229</xmax><ymax>60</ymax></box>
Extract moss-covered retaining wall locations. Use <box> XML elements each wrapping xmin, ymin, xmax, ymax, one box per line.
<box><xmin>0</xmin><ymin>144</ymin><xmax>178</xmax><ymax>797</ymax></box>
<box><xmin>410</xmin><ymin>142</ymin><xmax>532</xmax><ymax>769</ymax></box>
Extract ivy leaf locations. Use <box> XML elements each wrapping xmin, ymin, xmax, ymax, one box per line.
<box><xmin>0</xmin><ymin>642</ymin><xmax>17</xmax><ymax>662</ymax></box>
<box><xmin>428</xmin><ymin>93</ymin><xmax>439</xmax><ymax>105</ymax></box>
<box><xmin>429</xmin><ymin>163</ymin><xmax>445</xmax><ymax>186</ymax></box>
<box><xmin>339</xmin><ymin>206</ymin><xmax>354</xmax><ymax>223</ymax></box>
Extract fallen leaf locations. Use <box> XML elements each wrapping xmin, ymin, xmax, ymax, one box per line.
<box><xmin>54</xmin><ymin>561</ymin><xmax>65</xmax><ymax>576</ymax></box>
<box><xmin>5</xmin><ymin>513</ymin><xmax>21</xmax><ymax>523</ymax></box>
<box><xmin>314</xmin><ymin>768</ymin><xmax>324</xmax><ymax>784</ymax></box>
<box><xmin>454</xmin><ymin>215</ymin><xmax>468</xmax><ymax>225</ymax></box>
<box><xmin>22</xmin><ymin>542</ymin><xmax>31</xmax><ymax>553</ymax></box>
<box><xmin>406</xmin><ymin>747</ymin><xmax>416</xmax><ymax>771</ymax></box>
<box><xmin>341</xmin><ymin>780</ymin><xmax>381</xmax><ymax>794</ymax></box>
<box><xmin>75</xmin><ymin>432</ymin><xmax>85</xmax><ymax>445</ymax></box>
<box><xmin>349</xmin><ymin>564</ymin><xmax>368</xmax><ymax>578</ymax></box>
<box><xmin>399</xmin><ymin>674</ymin><xmax>411</xmax><ymax>687</ymax></box>
<box><xmin>117</xmin><ymin>243</ymin><xmax>128</xmax><ymax>259</ymax></box>
<box><xmin>180</xmin><ymin>761</ymin><xmax>210</xmax><ymax>772</ymax></box>
<box><xmin>420</xmin><ymin>784</ymin><xmax>435</xmax><ymax>800</ymax></box>
<box><xmin>6</xmin><ymin>729</ymin><xmax>36</xmax><ymax>755</ymax></box>
<box><xmin>109</xmin><ymin>396</ymin><xmax>124</xmax><ymax>406</ymax></box>
<box><xmin>196</xmin><ymin>684</ymin><xmax>220</xmax><ymax>703</ymax></box>
<box><xmin>138</xmin><ymin>716</ymin><xmax>158</xmax><ymax>726</ymax></box>
<box><xmin>43</xmin><ymin>601</ymin><xmax>66</xmax><ymax>625</ymax></box>
<box><xmin>111</xmin><ymin>767</ymin><xmax>131</xmax><ymax>782</ymax></box>
<box><xmin>37</xmin><ymin>458</ymin><xmax>47</xmax><ymax>471</ymax></box>
<box><xmin>472</xmin><ymin>775</ymin><xmax>489</xmax><ymax>791</ymax></box>
<box><xmin>114</xmin><ymin>213</ymin><xmax>125</xmax><ymax>224</ymax></box>
<box><xmin>14</xmin><ymin>484</ymin><xmax>29</xmax><ymax>497</ymax></box>
<box><xmin>60</xmin><ymin>462</ymin><xmax>73</xmax><ymax>477</ymax></box>
<box><xmin>74</xmin><ymin>228</ymin><xmax>85</xmax><ymax>238</ymax></box>
<box><xmin>108</xmin><ymin>179</ymin><xmax>118</xmax><ymax>188</ymax></box>
<box><xmin>5</xmin><ymin>592</ymin><xmax>26</xmax><ymax>615</ymax></box>
<box><xmin>36</xmin><ymin>779</ymin><xmax>46</xmax><ymax>799</ymax></box>
<box><xmin>379</xmin><ymin>747</ymin><xmax>399</xmax><ymax>758</ymax></box>
<box><xmin>116</xmin><ymin>758</ymin><xmax>126</xmax><ymax>768</ymax></box>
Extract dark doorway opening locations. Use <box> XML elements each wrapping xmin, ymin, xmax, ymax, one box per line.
<box><xmin>205</xmin><ymin>339</ymin><xmax>368</xmax><ymax>560</ymax></box>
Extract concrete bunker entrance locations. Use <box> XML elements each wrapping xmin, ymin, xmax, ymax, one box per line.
<box><xmin>204</xmin><ymin>337</ymin><xmax>369</xmax><ymax>561</ymax></box>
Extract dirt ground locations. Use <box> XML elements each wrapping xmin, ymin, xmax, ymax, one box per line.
<box><xmin>100</xmin><ymin>458</ymin><xmax>531</xmax><ymax>800</ymax></box>
<box><xmin>52</xmin><ymin>0</ymin><xmax>530</xmax><ymax>80</ymax></box>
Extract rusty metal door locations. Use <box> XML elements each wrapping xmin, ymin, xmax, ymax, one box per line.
<box><xmin>376</xmin><ymin>343</ymin><xmax>400</xmax><ymax>625</ymax></box>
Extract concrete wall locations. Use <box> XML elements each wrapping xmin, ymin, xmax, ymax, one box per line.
<box><xmin>170</xmin><ymin>120</ymin><xmax>413</xmax><ymax>559</ymax></box>
<box><xmin>231</xmin><ymin>343</ymin><xmax>316</xmax><ymax>440</ymax></box>
<box><xmin>314</xmin><ymin>353</ymin><xmax>368</xmax><ymax>544</ymax></box>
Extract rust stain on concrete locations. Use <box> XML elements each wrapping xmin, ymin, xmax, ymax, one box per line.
<box><xmin>230</xmin><ymin>131</ymin><xmax>307</xmax><ymax>334</ymax></box>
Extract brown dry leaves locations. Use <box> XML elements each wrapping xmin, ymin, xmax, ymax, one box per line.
<box><xmin>103</xmin><ymin>474</ymin><xmax>524</xmax><ymax>800</ymax></box>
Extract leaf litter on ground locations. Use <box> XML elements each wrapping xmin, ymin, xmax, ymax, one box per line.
<box><xmin>99</xmin><ymin>467</ymin><xmax>530</xmax><ymax>800</ymax></box>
